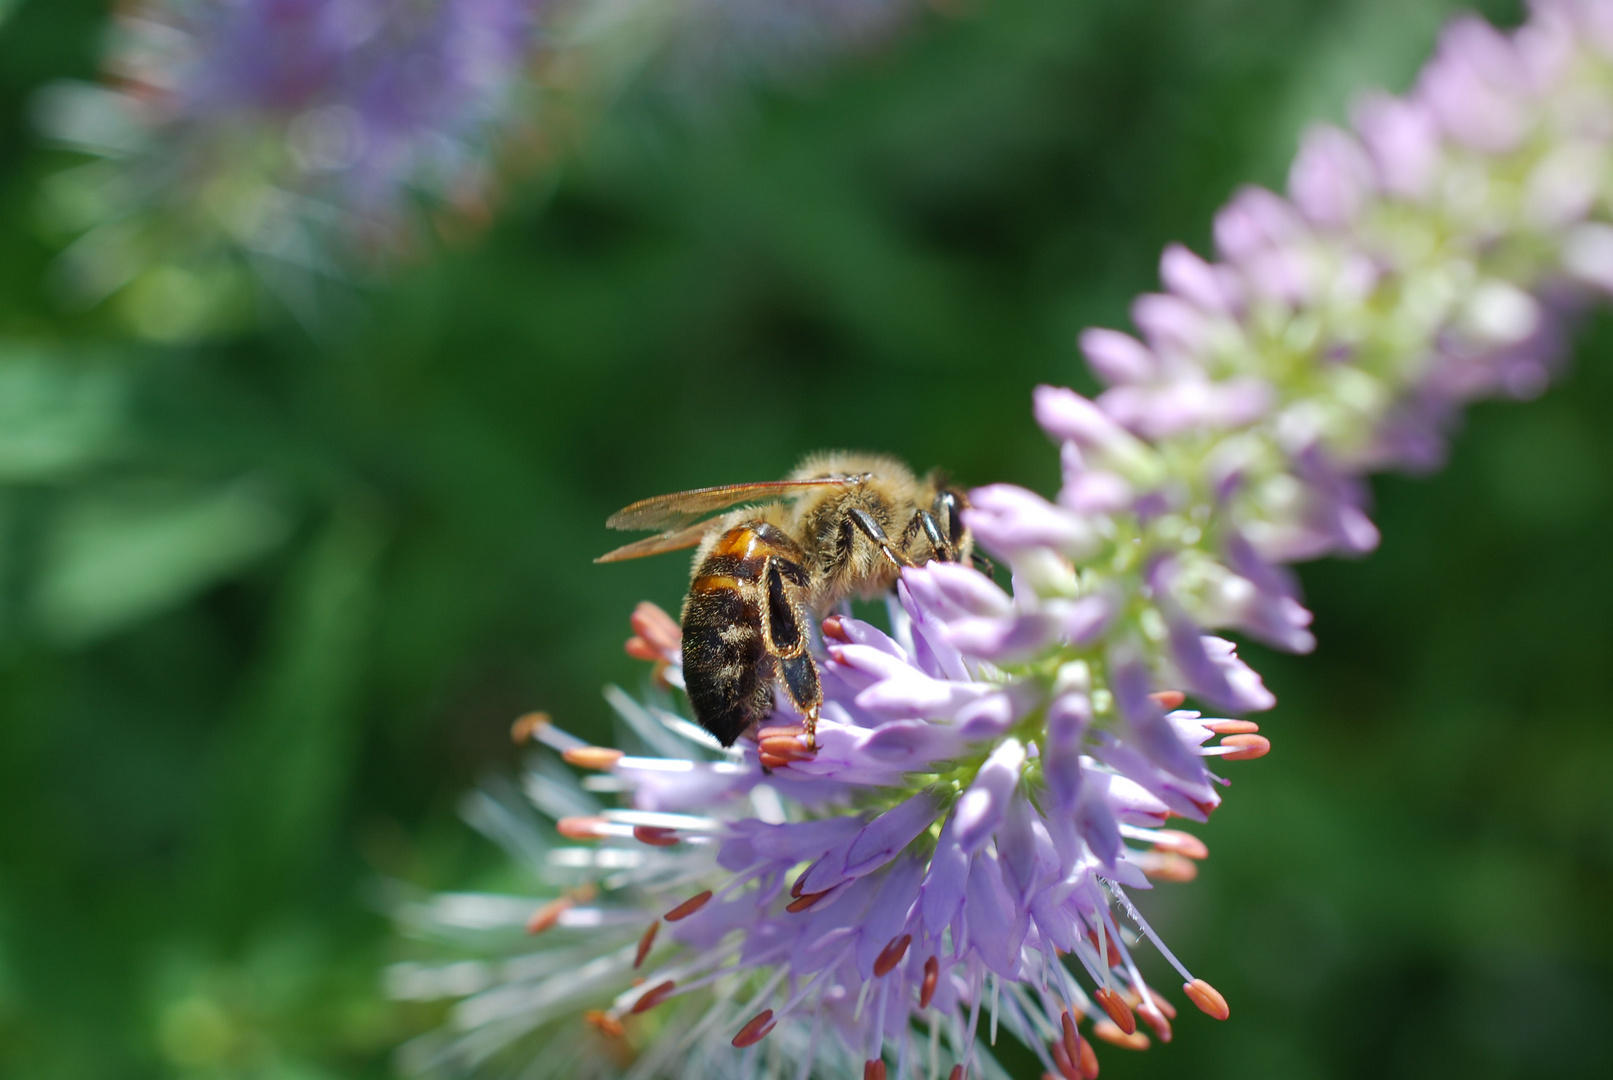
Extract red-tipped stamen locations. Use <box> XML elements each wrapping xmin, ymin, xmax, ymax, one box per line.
<box><xmin>821</xmin><ymin>615</ymin><xmax>849</xmax><ymax>642</ymax></box>
<box><xmin>630</xmin><ymin>601</ymin><xmax>682</xmax><ymax>653</ymax></box>
<box><xmin>510</xmin><ymin>711</ymin><xmax>550</xmax><ymax>743</ymax></box>
<box><xmin>1150</xmin><ymin>829</ymin><xmax>1208</xmax><ymax>859</ymax></box>
<box><xmin>873</xmin><ymin>934</ymin><xmax>912</xmax><ymax>977</ymax></box>
<box><xmin>583</xmin><ymin>1009</ymin><xmax>625</xmax><ymax>1038</ymax></box>
<box><xmin>633</xmin><ymin>921</ymin><xmax>658</xmax><ymax>968</ymax></box>
<box><xmin>556</xmin><ymin>815</ymin><xmax>609</xmax><ymax>840</ymax></box>
<box><xmin>732</xmin><ymin>1009</ymin><xmax>776</xmax><ymax>1048</ymax></box>
<box><xmin>949</xmin><ymin>1065</ymin><xmax>965</xmax><ymax>1080</ymax></box>
<box><xmin>1137</xmin><ymin>1001</ymin><xmax>1172</xmax><ymax>1043</ymax></box>
<box><xmin>525</xmin><ymin>896</ymin><xmax>571</xmax><ymax>935</ymax></box>
<box><xmin>562</xmin><ymin>746</ymin><xmax>625</xmax><ymax>770</ymax></box>
<box><xmin>633</xmin><ymin>825</ymin><xmax>678</xmax><ymax>847</ymax></box>
<box><xmin>1183</xmin><ymin>978</ymin><xmax>1230</xmax><ymax>1020</ymax></box>
<box><xmin>625</xmin><ymin>636</ymin><xmax>661</xmax><ymax>661</ymax></box>
<box><xmin>786</xmin><ymin>888</ymin><xmax>831</xmax><ymax>913</ymax></box>
<box><xmin>1139</xmin><ymin>851</ymin><xmax>1198</xmax><ymax>882</ymax></box>
<box><xmin>1050</xmin><ymin>1038</ymin><xmax>1081</xmax><ymax>1080</ymax></box>
<box><xmin>1094</xmin><ymin>987</ymin><xmax>1136</xmax><ymax>1036</ymax></box>
<box><xmin>920</xmin><ymin>956</ymin><xmax>940</xmax><ymax>1008</ymax></box>
<box><xmin>1218</xmin><ymin>733</ymin><xmax>1270</xmax><ymax>760</ymax></box>
<box><xmin>664</xmin><ymin>890</ymin><xmax>713</xmax><ymax>922</ymax></box>
<box><xmin>1077</xmin><ymin>1038</ymin><xmax>1100</xmax><ymax>1079</ymax></box>
<box><xmin>1092</xmin><ymin>1021</ymin><xmax>1150</xmax><ymax>1050</ymax></box>
<box><xmin>1143</xmin><ymin>985</ymin><xmax>1176</xmax><ymax>1020</ymax></box>
<box><xmin>758</xmin><ymin>752</ymin><xmax>790</xmax><ymax>769</ymax></box>
<box><xmin>630</xmin><ymin>980</ymin><xmax>676</xmax><ymax>1015</ymax></box>
<box><xmin>1061</xmin><ymin>1010</ymin><xmax>1081</xmax><ymax>1065</ymax></box>
<box><xmin>1149</xmin><ymin>690</ymin><xmax>1186</xmax><ymax>709</ymax></box>
<box><xmin>863</xmin><ymin>1060</ymin><xmax>887</xmax><ymax>1080</ymax></box>
<box><xmin>758</xmin><ymin>734</ymin><xmax>814</xmax><ymax>761</ymax></box>
<box><xmin>1203</xmin><ymin>719</ymin><xmax>1259</xmax><ymax>735</ymax></box>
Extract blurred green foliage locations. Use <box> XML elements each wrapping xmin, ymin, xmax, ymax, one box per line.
<box><xmin>0</xmin><ymin>0</ymin><xmax>1608</xmax><ymax>1078</ymax></box>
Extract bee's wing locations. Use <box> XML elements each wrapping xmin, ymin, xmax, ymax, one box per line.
<box><xmin>604</xmin><ymin>478</ymin><xmax>859</xmax><ymax>532</ymax></box>
<box><xmin>594</xmin><ymin>520</ymin><xmax>719</xmax><ymax>564</ymax></box>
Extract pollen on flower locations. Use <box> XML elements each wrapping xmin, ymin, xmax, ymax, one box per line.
<box><xmin>873</xmin><ymin>933</ymin><xmax>912</xmax><ymax>977</ymax></box>
<box><xmin>630</xmin><ymin>980</ymin><xmax>677</xmax><ymax>1014</ymax></box>
<box><xmin>510</xmin><ymin>711</ymin><xmax>551</xmax><ymax>743</ymax></box>
<box><xmin>664</xmin><ymin>891</ymin><xmax>713</xmax><ymax>922</ymax></box>
<box><xmin>1218</xmin><ymin>733</ymin><xmax>1271</xmax><ymax>760</ymax></box>
<box><xmin>921</xmin><ymin>956</ymin><xmax>940</xmax><ymax>1008</ymax></box>
<box><xmin>584</xmin><ymin>1009</ymin><xmax>626</xmax><ymax>1039</ymax></box>
<box><xmin>556</xmin><ymin>815</ymin><xmax>610</xmax><ymax>840</ymax></box>
<box><xmin>1094</xmin><ymin>987</ymin><xmax>1137</xmax><ymax>1035</ymax></box>
<box><xmin>1184</xmin><ymin>978</ymin><xmax>1231</xmax><ymax>1020</ymax></box>
<box><xmin>1092</xmin><ymin>1020</ymin><xmax>1150</xmax><ymax>1050</ymax></box>
<box><xmin>563</xmin><ymin>746</ymin><xmax>626</xmax><ymax>770</ymax></box>
<box><xmin>633</xmin><ymin>921</ymin><xmax>658</xmax><ymax>968</ymax></box>
<box><xmin>632</xmin><ymin>825</ymin><xmax>679</xmax><ymax>847</ymax></box>
<box><xmin>525</xmin><ymin>896</ymin><xmax>572</xmax><ymax>935</ymax></box>
<box><xmin>731</xmin><ymin>1009</ymin><xmax>776</xmax><ymax>1048</ymax></box>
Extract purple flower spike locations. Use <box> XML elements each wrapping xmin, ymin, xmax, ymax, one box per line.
<box><xmin>399</xmin><ymin>5</ymin><xmax>1613</xmax><ymax>1076</ymax></box>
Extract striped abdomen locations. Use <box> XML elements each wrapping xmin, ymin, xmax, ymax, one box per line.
<box><xmin>680</xmin><ymin>521</ymin><xmax>820</xmax><ymax>747</ymax></box>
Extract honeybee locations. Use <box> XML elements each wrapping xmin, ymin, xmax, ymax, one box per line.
<box><xmin>598</xmin><ymin>452</ymin><xmax>971</xmax><ymax>748</ymax></box>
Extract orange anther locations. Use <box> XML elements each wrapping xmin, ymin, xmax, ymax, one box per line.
<box><xmin>583</xmin><ymin>1009</ymin><xmax>625</xmax><ymax>1038</ymax></box>
<box><xmin>1061</xmin><ymin>1009</ymin><xmax>1081</xmax><ymax>1064</ymax></box>
<box><xmin>759</xmin><ymin>735</ymin><xmax>813</xmax><ymax>761</ymax></box>
<box><xmin>863</xmin><ymin>1060</ymin><xmax>887</xmax><ymax>1080</ymax></box>
<box><xmin>1183</xmin><ymin>977</ymin><xmax>1229</xmax><ymax>1020</ymax></box>
<box><xmin>1219</xmin><ymin>733</ymin><xmax>1270</xmax><ymax>761</ymax></box>
<box><xmin>625</xmin><ymin>636</ymin><xmax>661</xmax><ymax>661</ymax></box>
<box><xmin>920</xmin><ymin>956</ymin><xmax>940</xmax><ymax>1008</ymax></box>
<box><xmin>1094</xmin><ymin>987</ymin><xmax>1136</xmax><ymax>1035</ymax></box>
<box><xmin>1137</xmin><ymin>1001</ymin><xmax>1172</xmax><ymax>1043</ymax></box>
<box><xmin>562</xmin><ymin>746</ymin><xmax>625</xmax><ymax>770</ymax></box>
<box><xmin>1149</xmin><ymin>690</ymin><xmax>1186</xmax><ymax>709</ymax></box>
<box><xmin>758</xmin><ymin>753</ymin><xmax>791</xmax><ymax>770</ymax></box>
<box><xmin>756</xmin><ymin>724</ymin><xmax>808</xmax><ymax>741</ymax></box>
<box><xmin>630</xmin><ymin>601</ymin><xmax>682</xmax><ymax>653</ymax></box>
<box><xmin>821</xmin><ymin>615</ymin><xmax>849</xmax><ymax>642</ymax></box>
<box><xmin>1140</xmin><ymin>852</ymin><xmax>1198</xmax><ymax>882</ymax></box>
<box><xmin>1144</xmin><ymin>986</ymin><xmax>1176</xmax><ymax>1020</ymax></box>
<box><xmin>525</xmin><ymin>896</ymin><xmax>571</xmax><ymax>935</ymax></box>
<box><xmin>510</xmin><ymin>711</ymin><xmax>550</xmax><ymax>743</ymax></box>
<box><xmin>949</xmin><ymin>1066</ymin><xmax>965</xmax><ymax>1080</ymax></box>
<box><xmin>630</xmin><ymin>980</ymin><xmax>676</xmax><ymax>1014</ymax></box>
<box><xmin>1204</xmin><ymin>719</ymin><xmax>1259</xmax><ymax>735</ymax></box>
<box><xmin>633</xmin><ymin>825</ymin><xmax>678</xmax><ymax>847</ymax></box>
<box><xmin>732</xmin><ymin>1009</ymin><xmax>776</xmax><ymax>1048</ymax></box>
<box><xmin>633</xmin><ymin>921</ymin><xmax>658</xmax><ymax>968</ymax></box>
<box><xmin>873</xmin><ymin>934</ymin><xmax>912</xmax><ymax>977</ymax></box>
<box><xmin>1050</xmin><ymin>1038</ymin><xmax>1081</xmax><ymax>1080</ymax></box>
<box><xmin>1077</xmin><ymin>1037</ymin><xmax>1100</xmax><ymax>1078</ymax></box>
<box><xmin>664</xmin><ymin>890</ymin><xmax>713</xmax><ymax>922</ymax></box>
<box><xmin>1151</xmin><ymin>829</ymin><xmax>1209</xmax><ymax>860</ymax></box>
<box><xmin>1092</xmin><ymin>1020</ymin><xmax>1149</xmax><ymax>1049</ymax></box>
<box><xmin>786</xmin><ymin>888</ymin><xmax>831</xmax><ymax>913</ymax></box>
<box><xmin>556</xmin><ymin>816</ymin><xmax>608</xmax><ymax>840</ymax></box>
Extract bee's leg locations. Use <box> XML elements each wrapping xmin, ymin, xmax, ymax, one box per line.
<box><xmin>848</xmin><ymin>508</ymin><xmax>913</xmax><ymax>568</ymax></box>
<box><xmin>917</xmin><ymin>510</ymin><xmax>954</xmax><ymax>561</ymax></box>
<box><xmin>760</xmin><ymin>557</ymin><xmax>822</xmax><ymax>751</ymax></box>
<box><xmin>970</xmin><ymin>551</ymin><xmax>997</xmax><ymax>577</ymax></box>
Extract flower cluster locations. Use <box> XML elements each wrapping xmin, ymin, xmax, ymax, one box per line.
<box><xmin>390</xmin><ymin>2</ymin><xmax>1613</xmax><ymax>1077</ymax></box>
<box><xmin>36</xmin><ymin>0</ymin><xmax>547</xmax><ymax>337</ymax></box>
<box><xmin>33</xmin><ymin>0</ymin><xmax>925</xmax><ymax>339</ymax></box>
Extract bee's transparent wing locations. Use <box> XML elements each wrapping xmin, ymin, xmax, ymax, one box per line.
<box><xmin>594</xmin><ymin>520</ymin><xmax>718</xmax><ymax>563</ymax></box>
<box><xmin>604</xmin><ymin>478</ymin><xmax>858</xmax><ymax>533</ymax></box>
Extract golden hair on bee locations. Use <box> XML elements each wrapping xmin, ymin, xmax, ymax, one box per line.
<box><xmin>598</xmin><ymin>451</ymin><xmax>972</xmax><ymax>748</ymax></box>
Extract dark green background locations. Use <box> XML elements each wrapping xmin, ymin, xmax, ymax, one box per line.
<box><xmin>1</xmin><ymin>0</ymin><xmax>1608</xmax><ymax>1077</ymax></box>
